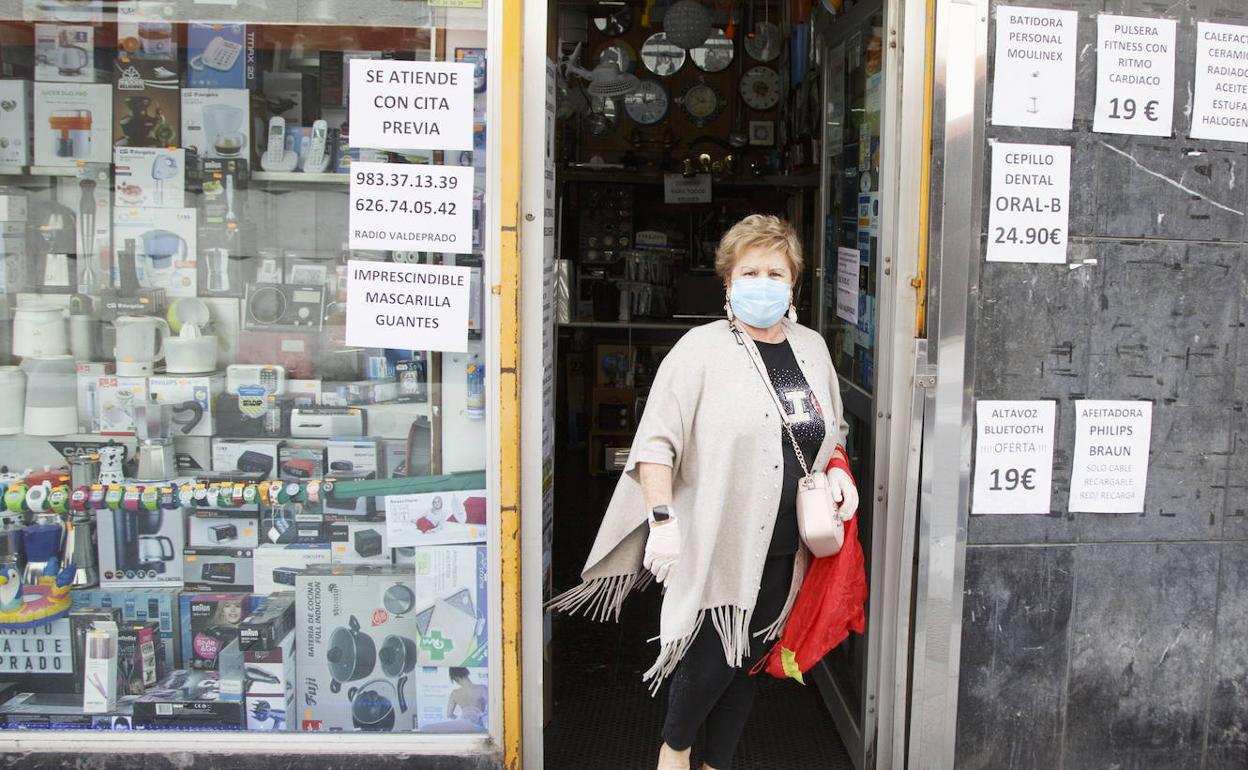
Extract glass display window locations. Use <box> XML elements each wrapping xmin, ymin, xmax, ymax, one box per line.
<box><xmin>0</xmin><ymin>0</ymin><xmax>499</xmax><ymax>748</ymax></box>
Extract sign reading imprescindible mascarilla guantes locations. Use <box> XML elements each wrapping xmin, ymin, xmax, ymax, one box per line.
<box><xmin>345</xmin><ymin>260</ymin><xmax>472</xmax><ymax>353</ymax></box>
<box><xmin>348</xmin><ymin>60</ymin><xmax>474</xmax><ymax>151</ymax></box>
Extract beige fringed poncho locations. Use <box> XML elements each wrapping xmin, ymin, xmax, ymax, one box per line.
<box><xmin>549</xmin><ymin>318</ymin><xmax>849</xmax><ymax>693</ymax></box>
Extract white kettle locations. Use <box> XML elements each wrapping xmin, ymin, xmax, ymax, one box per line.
<box><xmin>13</xmin><ymin>303</ymin><xmax>69</xmax><ymax>359</ymax></box>
<box><xmin>114</xmin><ymin>315</ymin><xmax>169</xmax><ymax>376</ymax></box>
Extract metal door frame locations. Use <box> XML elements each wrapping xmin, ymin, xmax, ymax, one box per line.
<box><xmin>810</xmin><ymin>0</ymin><xmax>934</xmax><ymax>766</ymax></box>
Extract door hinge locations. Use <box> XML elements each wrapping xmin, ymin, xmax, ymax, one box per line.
<box><xmin>915</xmin><ymin>368</ymin><xmax>937</xmax><ymax>389</ymax></box>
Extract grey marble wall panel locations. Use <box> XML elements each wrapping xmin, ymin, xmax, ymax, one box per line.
<box><xmin>1224</xmin><ymin>406</ymin><xmax>1248</xmax><ymax>540</ymax></box>
<box><xmin>955</xmin><ymin>545</ymin><xmax>1074</xmax><ymax>770</ymax></box>
<box><xmin>1206</xmin><ymin>543</ymin><xmax>1248</xmax><ymax>769</ymax></box>
<box><xmin>1073</xmin><ymin>404</ymin><xmax>1230</xmax><ymax>542</ymax></box>
<box><xmin>1093</xmin><ymin>138</ymin><xmax>1245</xmax><ymax>243</ymax></box>
<box><xmin>1064</xmin><ymin>542</ymin><xmax>1219</xmax><ymax>769</ymax></box>
<box><xmin>1087</xmin><ymin>240</ymin><xmax>1240</xmax><ymax>406</ymax></box>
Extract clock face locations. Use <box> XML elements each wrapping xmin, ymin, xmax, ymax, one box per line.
<box><xmin>682</xmin><ymin>83</ymin><xmax>722</xmax><ymax>125</ymax></box>
<box><xmin>624</xmin><ymin>81</ymin><xmax>670</xmax><ymax>125</ymax></box>
<box><xmin>740</xmin><ymin>65</ymin><xmax>781</xmax><ymax>111</ymax></box>
<box><xmin>744</xmin><ymin>21</ymin><xmax>782</xmax><ymax>62</ymax></box>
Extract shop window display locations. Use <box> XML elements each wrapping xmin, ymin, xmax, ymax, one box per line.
<box><xmin>0</xmin><ymin>1</ymin><xmax>492</xmax><ymax>736</ymax></box>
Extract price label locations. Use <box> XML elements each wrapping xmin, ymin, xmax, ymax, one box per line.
<box><xmin>348</xmin><ymin>162</ymin><xmax>474</xmax><ymax>254</ymax></box>
<box><xmin>1093</xmin><ymin>15</ymin><xmax>1176</xmax><ymax>137</ymax></box>
<box><xmin>972</xmin><ymin>400</ymin><xmax>1056</xmax><ymax>515</ymax></box>
<box><xmin>986</xmin><ymin>142</ymin><xmax>1070</xmax><ymax>264</ymax></box>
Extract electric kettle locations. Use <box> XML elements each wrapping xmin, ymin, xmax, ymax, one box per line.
<box><xmin>114</xmin><ymin>315</ymin><xmax>168</xmax><ymax>376</ymax></box>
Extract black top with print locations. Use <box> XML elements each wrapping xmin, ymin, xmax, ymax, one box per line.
<box><xmin>756</xmin><ymin>338</ymin><xmax>826</xmax><ymax>556</ymax></box>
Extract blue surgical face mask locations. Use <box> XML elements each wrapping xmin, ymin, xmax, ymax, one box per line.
<box><xmin>729</xmin><ymin>277</ymin><xmax>792</xmax><ymax>328</ymax></box>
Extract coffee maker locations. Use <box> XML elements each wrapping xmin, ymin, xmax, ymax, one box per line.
<box><xmin>111</xmin><ymin>503</ymin><xmax>173</xmax><ymax>575</ymax></box>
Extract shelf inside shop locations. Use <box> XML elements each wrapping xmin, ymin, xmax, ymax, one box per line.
<box><xmin>251</xmin><ymin>170</ymin><xmax>348</xmax><ymax>184</ymax></box>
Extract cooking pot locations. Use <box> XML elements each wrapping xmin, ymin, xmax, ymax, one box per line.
<box><xmin>382</xmin><ymin>583</ymin><xmax>415</xmax><ymax>615</ymax></box>
<box><xmin>326</xmin><ymin>614</ymin><xmax>375</xmax><ymax>693</ymax></box>
<box><xmin>378</xmin><ymin>634</ymin><xmax>417</xmax><ymax>677</ymax></box>
<box><xmin>347</xmin><ymin>676</ymin><xmax>408</xmax><ymax>731</ymax></box>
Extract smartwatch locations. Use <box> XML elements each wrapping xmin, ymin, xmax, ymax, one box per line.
<box><xmin>242</xmin><ymin>483</ymin><xmax>258</xmax><ymax>506</ymax></box>
<box><xmin>48</xmin><ymin>486</ymin><xmax>69</xmax><ymax>514</ymax></box>
<box><xmin>193</xmin><ymin>484</ymin><xmax>209</xmax><ymax>507</ymax></box>
<box><xmin>122</xmin><ymin>487</ymin><xmax>143</xmax><ymax>512</ymax></box>
<box><xmin>4</xmin><ymin>483</ymin><xmax>26</xmax><ymax>513</ymax></box>
<box><xmin>159</xmin><ymin>487</ymin><xmax>179</xmax><ymax>510</ymax></box>
<box><xmin>231</xmin><ymin>483</ymin><xmax>246</xmax><ymax>507</ymax></box>
<box><xmin>70</xmin><ymin>487</ymin><xmax>91</xmax><ymax>512</ymax></box>
<box><xmin>25</xmin><ymin>484</ymin><xmax>49</xmax><ymax>513</ymax></box>
<box><xmin>104</xmin><ymin>485</ymin><xmax>125</xmax><ymax>511</ymax></box>
<box><xmin>207</xmin><ymin>484</ymin><xmax>222</xmax><ymax>508</ymax></box>
<box><xmin>89</xmin><ymin>485</ymin><xmax>108</xmax><ymax>510</ymax></box>
<box><xmin>140</xmin><ymin>486</ymin><xmax>160</xmax><ymax>512</ymax></box>
<box><xmin>178</xmin><ymin>484</ymin><xmax>195</xmax><ymax>508</ymax></box>
<box><xmin>650</xmin><ymin>505</ymin><xmax>672</xmax><ymax>523</ymax></box>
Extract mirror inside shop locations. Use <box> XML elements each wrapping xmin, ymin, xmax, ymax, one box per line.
<box><xmin>0</xmin><ymin>2</ymin><xmax>491</xmax><ymax>735</ymax></box>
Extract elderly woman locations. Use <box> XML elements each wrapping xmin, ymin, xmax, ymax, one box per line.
<box><xmin>551</xmin><ymin>214</ymin><xmax>859</xmax><ymax>769</ymax></box>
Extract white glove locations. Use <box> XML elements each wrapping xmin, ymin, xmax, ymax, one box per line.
<box><xmin>642</xmin><ymin>517</ymin><xmax>681</xmax><ymax>584</ymax></box>
<box><xmin>828</xmin><ymin>467</ymin><xmax>859</xmax><ymax>522</ymax></box>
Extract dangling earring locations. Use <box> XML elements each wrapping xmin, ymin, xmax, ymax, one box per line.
<box><xmin>787</xmin><ymin>304</ymin><xmax>797</xmax><ymax>323</ymax></box>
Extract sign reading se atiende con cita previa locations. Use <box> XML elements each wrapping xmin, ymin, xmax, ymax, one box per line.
<box><xmin>345</xmin><ymin>260</ymin><xmax>472</xmax><ymax>353</ymax></box>
<box><xmin>349</xmin><ymin>60</ymin><xmax>474</xmax><ymax>151</ymax></box>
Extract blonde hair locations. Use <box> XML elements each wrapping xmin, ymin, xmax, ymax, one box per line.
<box><xmin>714</xmin><ymin>214</ymin><xmax>804</xmax><ymax>283</ymax></box>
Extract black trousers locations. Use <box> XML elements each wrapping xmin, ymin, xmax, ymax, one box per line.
<box><xmin>661</xmin><ymin>553</ymin><xmax>796</xmax><ymax>768</ymax></box>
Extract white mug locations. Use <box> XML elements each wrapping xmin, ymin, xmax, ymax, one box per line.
<box><xmin>114</xmin><ymin>315</ymin><xmax>169</xmax><ymax>376</ymax></box>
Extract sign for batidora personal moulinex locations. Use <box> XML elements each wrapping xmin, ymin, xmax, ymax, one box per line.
<box><xmin>348</xmin><ymin>60</ymin><xmax>474</xmax><ymax>151</ymax></box>
<box><xmin>345</xmin><ymin>260</ymin><xmax>472</xmax><ymax>353</ymax></box>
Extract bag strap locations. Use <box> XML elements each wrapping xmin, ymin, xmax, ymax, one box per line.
<box><xmin>730</xmin><ymin>320</ymin><xmax>813</xmax><ymax>478</ymax></box>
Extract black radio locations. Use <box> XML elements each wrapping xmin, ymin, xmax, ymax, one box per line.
<box><xmin>244</xmin><ymin>283</ymin><xmax>325</xmax><ymax>331</ymax></box>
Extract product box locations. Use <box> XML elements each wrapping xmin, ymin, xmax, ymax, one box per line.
<box><xmin>132</xmin><ymin>669</ymin><xmax>245</xmax><ymax>730</ymax></box>
<box><xmin>0</xmin><ymin>80</ymin><xmax>33</xmax><ymax>166</ymax></box>
<box><xmin>244</xmin><ymin>629</ymin><xmax>293</xmax><ymax>731</ymax></box>
<box><xmin>259</xmin><ymin>504</ymin><xmax>329</xmax><ymax>545</ymax></box>
<box><xmin>186</xmin><ymin>513</ymin><xmax>258</xmax><ymax>548</ymax></box>
<box><xmin>328</xmin><ymin>521</ymin><xmax>389</xmax><ymax>565</ymax></box>
<box><xmin>148</xmin><ymin>374</ymin><xmax>225</xmax><ymax>437</ymax></box>
<box><xmin>182</xmin><ymin>88</ymin><xmax>250</xmax><ymax>161</ymax></box>
<box><xmin>113</xmin><ymin>146</ymin><xmax>185</xmax><ymax>208</ymax></box>
<box><xmin>62</xmin><ymin>163</ymin><xmax>111</xmax><ymax>288</ymax></box>
<box><xmin>253</xmin><ymin>543</ymin><xmax>331</xmax><ymax>594</ymax></box>
<box><xmin>0</xmin><ymin>619</ymin><xmax>76</xmax><ymax>694</ymax></box>
<box><xmin>395</xmin><ymin>358</ymin><xmax>428</xmax><ymax>403</ymax></box>
<box><xmin>179</xmin><ymin>592</ymin><xmax>255</xmax><ymax>670</ymax></box>
<box><xmin>24</xmin><ymin>0</ymin><xmax>105</xmax><ymax>23</ymax></box>
<box><xmin>112</xmin><ymin>206</ymin><xmax>198</xmax><ymax>297</ymax></box>
<box><xmin>323</xmin><ymin>437</ymin><xmax>383</xmax><ymax>516</ymax></box>
<box><xmin>414</xmin><ymin>665</ymin><xmax>488</xmax><ymax>733</ymax></box>
<box><xmin>238</xmin><ymin>592</ymin><xmax>294</xmax><ymax>652</ymax></box>
<box><xmin>72</xmin><ymin>587</ymin><xmax>180</xmax><ymax>672</ymax></box>
<box><xmin>215</xmin><ymin>394</ymin><xmax>291</xmax><ymax>439</ymax></box>
<box><xmin>117</xmin><ymin>620</ymin><xmax>162</xmax><ymax>695</ymax></box>
<box><xmin>97</xmin><ymin>505</ymin><xmax>186</xmax><ymax>587</ymax></box>
<box><xmin>112</xmin><ymin>58</ymin><xmax>181</xmax><ymax>147</ymax></box>
<box><xmin>296</xmin><ymin>565</ymin><xmax>418</xmax><ymax>732</ymax></box>
<box><xmin>92</xmin><ymin>375</ymin><xmax>149</xmax><ymax>435</ymax></box>
<box><xmin>34</xmin><ymin>24</ymin><xmax>100</xmax><ymax>82</ymax></box>
<box><xmin>411</xmin><ymin>545</ymin><xmax>488</xmax><ymax>668</ymax></box>
<box><xmin>33</xmin><ymin>82</ymin><xmax>112</xmax><ymax>166</ymax></box>
<box><xmin>0</xmin><ymin>691</ymin><xmax>133</xmax><ymax>730</ymax></box>
<box><xmin>116</xmin><ymin>1</ymin><xmax>177</xmax><ymax>61</ymax></box>
<box><xmin>385</xmin><ymin>490</ymin><xmax>487</xmax><ymax>548</ymax></box>
<box><xmin>74</xmin><ymin>362</ymin><xmax>114</xmax><ymax>432</ymax></box>
<box><xmin>187</xmin><ymin>23</ymin><xmax>258</xmax><ymax>89</ymax></box>
<box><xmin>262</xmin><ymin>71</ymin><xmax>318</xmax><ymax>124</ymax></box>
<box><xmin>183</xmin><ymin>546</ymin><xmax>255</xmax><ymax>592</ymax></box>
<box><xmin>81</xmin><ymin>621</ymin><xmax>119</xmax><ymax>713</ymax></box>
<box><xmin>278</xmin><ymin>444</ymin><xmax>325</xmax><ymax>480</ymax></box>
<box><xmin>69</xmin><ymin>606</ymin><xmax>123</xmax><ymax>695</ymax></box>
<box><xmin>213</xmin><ymin>438</ymin><xmax>283</xmax><ymax>477</ymax></box>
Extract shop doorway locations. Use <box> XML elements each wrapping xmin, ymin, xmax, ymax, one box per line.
<box><xmin>524</xmin><ymin>1</ymin><xmax>928</xmax><ymax>767</ymax></box>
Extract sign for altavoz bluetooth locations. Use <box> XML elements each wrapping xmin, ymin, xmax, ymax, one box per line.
<box><xmin>349</xmin><ymin>60</ymin><xmax>474</xmax><ymax>151</ymax></box>
<box><xmin>986</xmin><ymin>142</ymin><xmax>1070</xmax><ymax>263</ymax></box>
<box><xmin>972</xmin><ymin>400</ymin><xmax>1056</xmax><ymax>515</ymax></box>
<box><xmin>349</xmin><ymin>162</ymin><xmax>474</xmax><ymax>253</ymax></box>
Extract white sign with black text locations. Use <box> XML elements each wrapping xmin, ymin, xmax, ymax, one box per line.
<box><xmin>1068</xmin><ymin>400</ymin><xmax>1153</xmax><ymax>513</ymax></box>
<box><xmin>348</xmin><ymin>60</ymin><xmax>474</xmax><ymax>151</ymax></box>
<box><xmin>349</xmin><ymin>162</ymin><xmax>474</xmax><ymax>254</ymax></box>
<box><xmin>835</xmin><ymin>247</ymin><xmax>860</xmax><ymax>325</ymax></box>
<box><xmin>345</xmin><ymin>260</ymin><xmax>472</xmax><ymax>353</ymax></box>
<box><xmin>991</xmin><ymin>6</ymin><xmax>1078</xmax><ymax>129</ymax></box>
<box><xmin>663</xmin><ymin>174</ymin><xmax>712</xmax><ymax>204</ymax></box>
<box><xmin>1190</xmin><ymin>22</ymin><xmax>1248</xmax><ymax>141</ymax></box>
<box><xmin>972</xmin><ymin>400</ymin><xmax>1056</xmax><ymax>514</ymax></box>
<box><xmin>1093</xmin><ymin>15</ymin><xmax>1177</xmax><ymax>137</ymax></box>
<box><xmin>986</xmin><ymin>142</ymin><xmax>1070</xmax><ymax>263</ymax></box>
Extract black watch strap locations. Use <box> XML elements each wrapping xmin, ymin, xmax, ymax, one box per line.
<box><xmin>651</xmin><ymin>505</ymin><xmax>672</xmax><ymax>522</ymax></box>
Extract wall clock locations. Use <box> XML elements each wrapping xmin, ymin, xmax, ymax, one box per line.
<box><xmin>624</xmin><ymin>81</ymin><xmax>670</xmax><ymax>125</ymax></box>
<box><xmin>681</xmin><ymin>82</ymin><xmax>723</xmax><ymax>126</ymax></box>
<box><xmin>740</xmin><ymin>65</ymin><xmax>781</xmax><ymax>110</ymax></box>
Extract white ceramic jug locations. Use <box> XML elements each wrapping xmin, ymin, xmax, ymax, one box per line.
<box><xmin>13</xmin><ymin>303</ymin><xmax>69</xmax><ymax>358</ymax></box>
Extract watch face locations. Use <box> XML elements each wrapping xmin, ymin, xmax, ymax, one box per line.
<box><xmin>740</xmin><ymin>65</ymin><xmax>782</xmax><ymax>110</ymax></box>
<box><xmin>690</xmin><ymin>28</ymin><xmax>734</xmax><ymax>73</ymax></box>
<box><xmin>682</xmin><ymin>83</ymin><xmax>722</xmax><ymax>125</ymax></box>
<box><xmin>624</xmin><ymin>81</ymin><xmax>670</xmax><ymax>125</ymax></box>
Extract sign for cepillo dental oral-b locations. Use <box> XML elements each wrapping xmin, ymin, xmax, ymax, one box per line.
<box><xmin>349</xmin><ymin>60</ymin><xmax>474</xmax><ymax>151</ymax></box>
<box><xmin>345</xmin><ymin>260</ymin><xmax>472</xmax><ymax>353</ymax></box>
<box><xmin>349</xmin><ymin>161</ymin><xmax>474</xmax><ymax>253</ymax></box>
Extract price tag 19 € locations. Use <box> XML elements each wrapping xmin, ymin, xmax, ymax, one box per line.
<box><xmin>986</xmin><ymin>142</ymin><xmax>1070</xmax><ymax>264</ymax></box>
<box><xmin>348</xmin><ymin>162</ymin><xmax>475</xmax><ymax>255</ymax></box>
<box><xmin>972</xmin><ymin>400</ymin><xmax>1056</xmax><ymax>515</ymax></box>
<box><xmin>1093</xmin><ymin>14</ymin><xmax>1177</xmax><ymax>137</ymax></box>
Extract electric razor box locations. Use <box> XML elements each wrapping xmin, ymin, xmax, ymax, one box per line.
<box><xmin>182</xmin><ymin>546</ymin><xmax>254</xmax><ymax>592</ymax></box>
<box><xmin>237</xmin><ymin>592</ymin><xmax>295</xmax><ymax>652</ymax></box>
<box><xmin>179</xmin><ymin>592</ymin><xmax>256</xmax><ymax>670</ymax></box>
